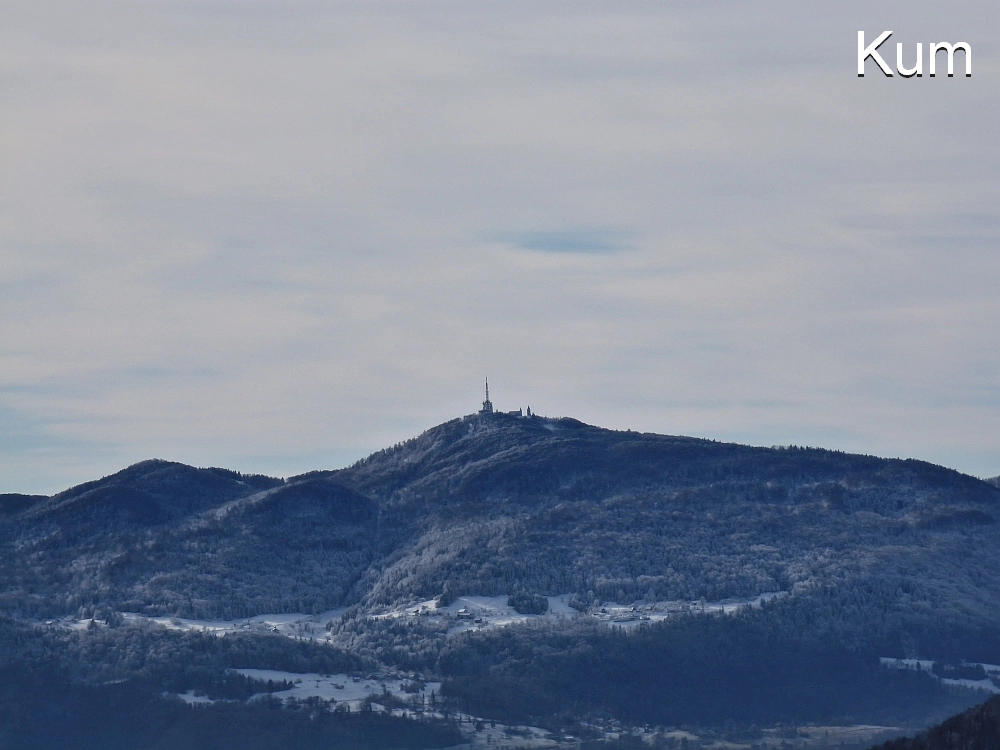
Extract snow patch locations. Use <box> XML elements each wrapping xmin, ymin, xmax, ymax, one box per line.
<box><xmin>118</xmin><ymin>608</ymin><xmax>348</xmax><ymax>642</ymax></box>
<box><xmin>174</xmin><ymin>690</ymin><xmax>215</xmax><ymax>705</ymax></box>
<box><xmin>234</xmin><ymin>670</ymin><xmax>441</xmax><ymax>710</ymax></box>
<box><xmin>368</xmin><ymin>592</ymin><xmax>788</xmax><ymax>637</ymax></box>
<box><xmin>880</xmin><ymin>658</ymin><xmax>1000</xmax><ymax>694</ymax></box>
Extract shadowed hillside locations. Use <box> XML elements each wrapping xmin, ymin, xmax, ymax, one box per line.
<box><xmin>874</xmin><ymin>695</ymin><xmax>1000</xmax><ymax>749</ymax></box>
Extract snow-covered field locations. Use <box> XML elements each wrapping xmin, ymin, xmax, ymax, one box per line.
<box><xmin>233</xmin><ymin>669</ymin><xmax>441</xmax><ymax>710</ymax></box>
<box><xmin>176</xmin><ymin>690</ymin><xmax>215</xmax><ymax>705</ymax></box>
<box><xmin>368</xmin><ymin>591</ymin><xmax>788</xmax><ymax>636</ymax></box>
<box><xmin>880</xmin><ymin>657</ymin><xmax>1000</xmax><ymax>695</ymax></box>
<box><xmin>172</xmin><ymin>670</ymin><xmax>441</xmax><ymax>711</ymax></box>
<box><xmin>117</xmin><ymin>608</ymin><xmax>348</xmax><ymax>641</ymax></box>
<box><xmin>370</xmin><ymin>594</ymin><xmax>581</xmax><ymax>637</ymax></box>
<box><xmin>589</xmin><ymin>591</ymin><xmax>787</xmax><ymax>630</ymax></box>
<box><xmin>41</xmin><ymin>590</ymin><xmax>788</xmax><ymax>647</ymax></box>
<box><xmin>879</xmin><ymin>658</ymin><xmax>937</xmax><ymax>672</ymax></box>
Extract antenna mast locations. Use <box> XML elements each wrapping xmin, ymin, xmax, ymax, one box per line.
<box><xmin>480</xmin><ymin>377</ymin><xmax>494</xmax><ymax>414</ymax></box>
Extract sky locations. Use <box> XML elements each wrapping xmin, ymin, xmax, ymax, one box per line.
<box><xmin>1</xmin><ymin>1</ymin><xmax>998</xmax><ymax>494</ymax></box>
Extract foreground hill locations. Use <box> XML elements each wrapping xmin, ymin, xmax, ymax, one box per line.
<box><xmin>875</xmin><ymin>695</ymin><xmax>1000</xmax><ymax>749</ymax></box>
<box><xmin>333</xmin><ymin>413</ymin><xmax>1000</xmax><ymax>613</ymax></box>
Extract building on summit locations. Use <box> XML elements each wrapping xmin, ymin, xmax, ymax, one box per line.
<box><xmin>480</xmin><ymin>378</ymin><xmax>524</xmax><ymax>417</ymax></box>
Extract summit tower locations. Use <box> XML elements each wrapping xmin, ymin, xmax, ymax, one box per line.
<box><xmin>480</xmin><ymin>378</ymin><xmax>494</xmax><ymax>414</ymax></box>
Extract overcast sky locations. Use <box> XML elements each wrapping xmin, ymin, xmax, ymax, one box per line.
<box><xmin>2</xmin><ymin>0</ymin><xmax>997</xmax><ymax>494</ymax></box>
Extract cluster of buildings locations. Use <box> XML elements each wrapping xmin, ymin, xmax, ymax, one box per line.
<box><xmin>479</xmin><ymin>378</ymin><xmax>531</xmax><ymax>417</ymax></box>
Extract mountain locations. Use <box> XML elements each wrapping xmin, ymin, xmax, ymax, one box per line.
<box><xmin>4</xmin><ymin>412</ymin><xmax>998</xmax><ymax>622</ymax></box>
<box><xmin>3</xmin><ymin>411</ymin><xmax>1000</xmax><ymax>738</ymax></box>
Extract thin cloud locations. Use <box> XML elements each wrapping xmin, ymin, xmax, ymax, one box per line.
<box><xmin>496</xmin><ymin>230</ymin><xmax>631</xmax><ymax>255</ymax></box>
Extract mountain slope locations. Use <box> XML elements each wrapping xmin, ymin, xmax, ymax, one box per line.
<box><xmin>0</xmin><ymin>461</ymin><xmax>376</xmax><ymax>618</ymax></box>
<box><xmin>329</xmin><ymin>413</ymin><xmax>1000</xmax><ymax>616</ymax></box>
<box><xmin>2</xmin><ymin>412</ymin><xmax>999</xmax><ymax>629</ymax></box>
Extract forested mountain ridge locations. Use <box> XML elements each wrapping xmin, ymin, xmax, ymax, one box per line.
<box><xmin>4</xmin><ymin>412</ymin><xmax>1000</xmax><ymax>741</ymax></box>
<box><xmin>329</xmin><ymin>413</ymin><xmax>1000</xmax><ymax>610</ymax></box>
<box><xmin>0</xmin><ymin>461</ymin><xmax>377</xmax><ymax>618</ymax></box>
<box><xmin>2</xmin><ymin>411</ymin><xmax>999</xmax><ymax>624</ymax></box>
